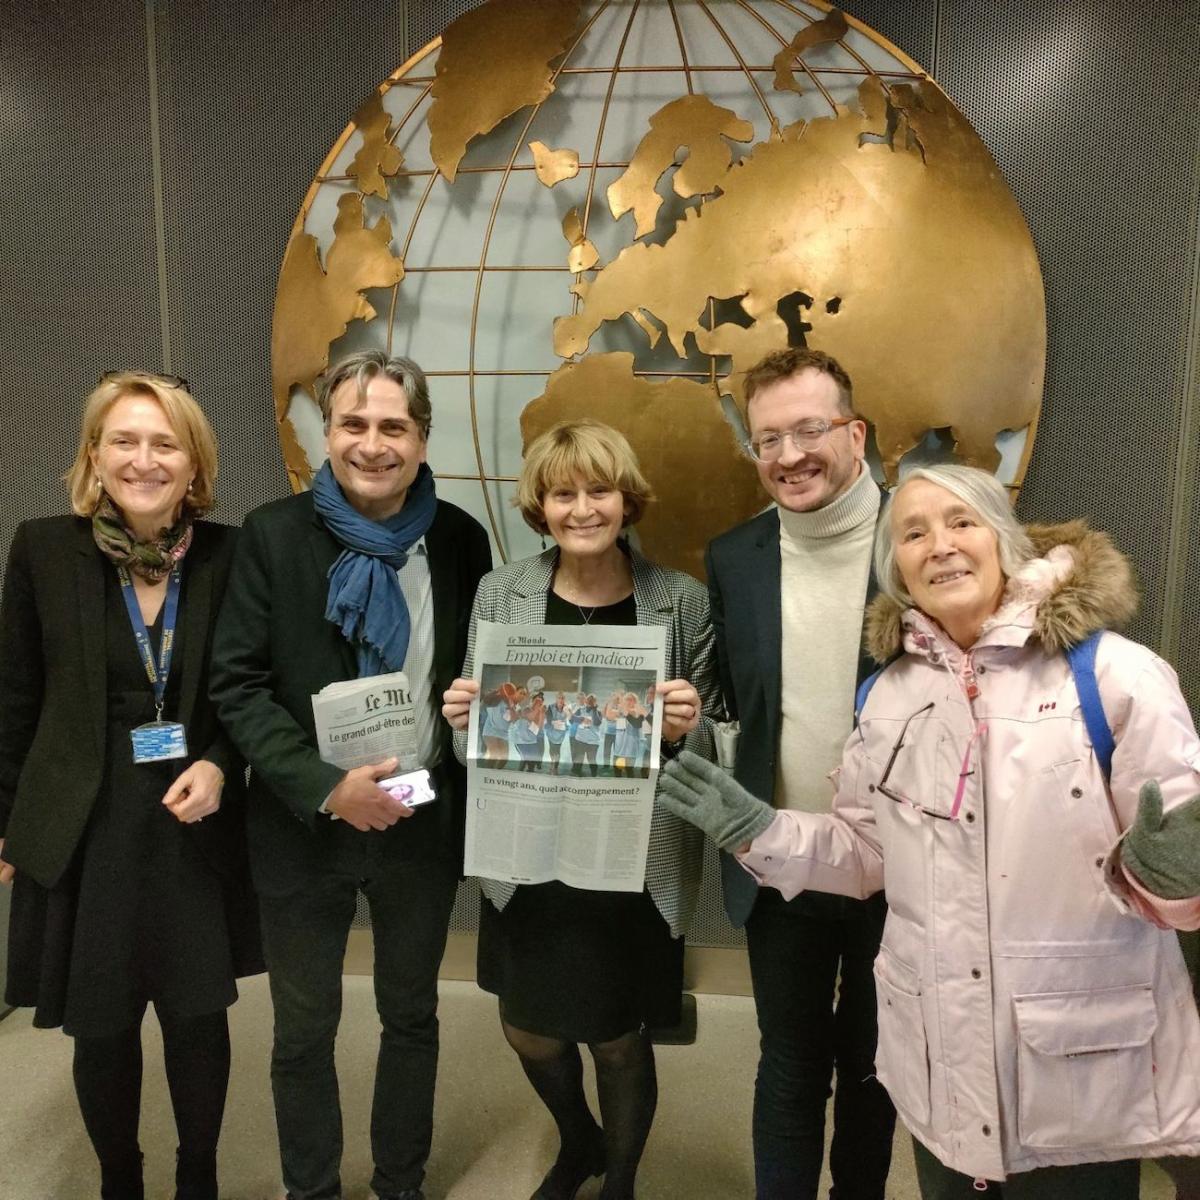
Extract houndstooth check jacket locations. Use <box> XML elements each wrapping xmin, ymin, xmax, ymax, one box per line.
<box><xmin>454</xmin><ymin>543</ymin><xmax>719</xmax><ymax>937</ymax></box>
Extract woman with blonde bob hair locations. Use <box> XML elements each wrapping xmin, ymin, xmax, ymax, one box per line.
<box><xmin>512</xmin><ymin>418</ymin><xmax>653</xmax><ymax>534</ymax></box>
<box><xmin>443</xmin><ymin>419</ymin><xmax>720</xmax><ymax>1200</ymax></box>
<box><xmin>662</xmin><ymin>461</ymin><xmax>1200</xmax><ymax>1199</ymax></box>
<box><xmin>1</xmin><ymin>371</ymin><xmax>260</xmax><ymax>1200</ymax></box>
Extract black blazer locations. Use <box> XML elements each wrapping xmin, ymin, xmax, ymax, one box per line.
<box><xmin>706</xmin><ymin>504</ymin><xmax>881</xmax><ymax>927</ymax></box>
<box><xmin>0</xmin><ymin>517</ymin><xmax>252</xmax><ymax>904</ymax></box>
<box><xmin>209</xmin><ymin>491</ymin><xmax>491</xmax><ymax>888</ymax></box>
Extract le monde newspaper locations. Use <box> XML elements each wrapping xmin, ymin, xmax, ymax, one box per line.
<box><xmin>464</xmin><ymin>622</ymin><xmax>667</xmax><ymax>892</ymax></box>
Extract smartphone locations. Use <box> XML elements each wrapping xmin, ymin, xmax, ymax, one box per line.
<box><xmin>378</xmin><ymin>768</ymin><xmax>437</xmax><ymax>807</ymax></box>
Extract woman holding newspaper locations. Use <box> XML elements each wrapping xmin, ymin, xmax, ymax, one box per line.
<box><xmin>443</xmin><ymin>419</ymin><xmax>719</xmax><ymax>1200</ymax></box>
<box><xmin>0</xmin><ymin>372</ymin><xmax>260</xmax><ymax>1200</ymax></box>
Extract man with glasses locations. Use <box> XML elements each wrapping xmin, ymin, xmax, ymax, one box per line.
<box><xmin>706</xmin><ymin>347</ymin><xmax>895</xmax><ymax>1199</ymax></box>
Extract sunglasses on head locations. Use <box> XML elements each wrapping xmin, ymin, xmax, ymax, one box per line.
<box><xmin>100</xmin><ymin>370</ymin><xmax>191</xmax><ymax>392</ymax></box>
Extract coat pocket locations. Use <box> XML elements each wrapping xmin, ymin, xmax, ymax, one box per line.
<box><xmin>1013</xmin><ymin>984</ymin><xmax>1159</xmax><ymax>1149</ymax></box>
<box><xmin>873</xmin><ymin>950</ymin><xmax>931</xmax><ymax>1126</ymax></box>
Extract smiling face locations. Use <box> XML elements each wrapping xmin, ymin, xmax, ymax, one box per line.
<box><xmin>541</xmin><ymin>474</ymin><xmax>628</xmax><ymax>562</ymax></box>
<box><xmin>746</xmin><ymin>367</ymin><xmax>866</xmax><ymax>512</ymax></box>
<box><xmin>891</xmin><ymin>478</ymin><xmax>1006</xmax><ymax>648</ymax></box>
<box><xmin>325</xmin><ymin>374</ymin><xmax>427</xmax><ymax>521</ymax></box>
<box><xmin>90</xmin><ymin>393</ymin><xmax>196</xmax><ymax>538</ymax></box>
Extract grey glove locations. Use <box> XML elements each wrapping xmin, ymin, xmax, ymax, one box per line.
<box><xmin>1120</xmin><ymin>780</ymin><xmax>1200</xmax><ymax>900</ymax></box>
<box><xmin>660</xmin><ymin>750</ymin><xmax>776</xmax><ymax>852</ymax></box>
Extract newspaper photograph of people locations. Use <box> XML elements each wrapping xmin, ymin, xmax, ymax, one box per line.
<box><xmin>463</xmin><ymin>621</ymin><xmax>667</xmax><ymax>891</ymax></box>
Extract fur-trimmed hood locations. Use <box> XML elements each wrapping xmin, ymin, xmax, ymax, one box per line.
<box><xmin>865</xmin><ymin>520</ymin><xmax>1139</xmax><ymax>663</ymax></box>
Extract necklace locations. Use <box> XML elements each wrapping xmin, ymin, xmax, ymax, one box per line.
<box><xmin>577</xmin><ymin>604</ymin><xmax>598</xmax><ymax>625</ymax></box>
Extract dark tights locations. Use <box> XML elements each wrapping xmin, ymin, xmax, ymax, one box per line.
<box><xmin>72</xmin><ymin>1008</ymin><xmax>230</xmax><ymax>1200</ymax></box>
<box><xmin>502</xmin><ymin>1015</ymin><xmax>657</xmax><ymax>1200</ymax></box>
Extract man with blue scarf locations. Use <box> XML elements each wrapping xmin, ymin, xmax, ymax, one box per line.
<box><xmin>211</xmin><ymin>351</ymin><xmax>491</xmax><ymax>1200</ymax></box>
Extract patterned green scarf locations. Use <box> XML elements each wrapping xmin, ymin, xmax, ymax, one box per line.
<box><xmin>91</xmin><ymin>494</ymin><xmax>194</xmax><ymax>581</ymax></box>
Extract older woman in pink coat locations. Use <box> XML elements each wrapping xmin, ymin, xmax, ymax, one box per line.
<box><xmin>662</xmin><ymin>464</ymin><xmax>1200</xmax><ymax>1199</ymax></box>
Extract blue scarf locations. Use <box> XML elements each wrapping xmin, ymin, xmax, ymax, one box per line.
<box><xmin>312</xmin><ymin>460</ymin><xmax>438</xmax><ymax>677</ymax></box>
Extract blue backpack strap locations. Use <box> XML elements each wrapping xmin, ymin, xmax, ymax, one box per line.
<box><xmin>854</xmin><ymin>665</ymin><xmax>886</xmax><ymax>725</ymax></box>
<box><xmin>1065</xmin><ymin>631</ymin><xmax>1115</xmax><ymax>782</ymax></box>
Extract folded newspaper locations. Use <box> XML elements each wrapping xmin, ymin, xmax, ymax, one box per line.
<box><xmin>311</xmin><ymin>671</ymin><xmax>418</xmax><ymax>772</ymax></box>
<box><xmin>463</xmin><ymin>622</ymin><xmax>667</xmax><ymax>892</ymax></box>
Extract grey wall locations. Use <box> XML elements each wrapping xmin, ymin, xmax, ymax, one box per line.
<box><xmin>1</xmin><ymin>1</ymin><xmax>1198</xmax><ymax>968</ymax></box>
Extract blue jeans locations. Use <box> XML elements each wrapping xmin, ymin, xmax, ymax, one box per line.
<box><xmin>258</xmin><ymin>824</ymin><xmax>459</xmax><ymax>1200</ymax></box>
<box><xmin>746</xmin><ymin>887</ymin><xmax>894</xmax><ymax>1200</ymax></box>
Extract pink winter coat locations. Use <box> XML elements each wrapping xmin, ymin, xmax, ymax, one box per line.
<box><xmin>738</xmin><ymin>523</ymin><xmax>1200</xmax><ymax>1180</ymax></box>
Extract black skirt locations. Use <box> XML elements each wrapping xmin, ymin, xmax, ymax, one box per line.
<box><xmin>477</xmin><ymin>880</ymin><xmax>684</xmax><ymax>1044</ymax></box>
<box><xmin>5</xmin><ymin>571</ymin><xmax>239</xmax><ymax>1037</ymax></box>
<box><xmin>479</xmin><ymin>586</ymin><xmax>682</xmax><ymax>1043</ymax></box>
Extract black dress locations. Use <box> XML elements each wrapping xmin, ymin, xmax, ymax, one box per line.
<box><xmin>6</xmin><ymin>566</ymin><xmax>239</xmax><ymax>1037</ymax></box>
<box><xmin>476</xmin><ymin>590</ymin><xmax>684</xmax><ymax>1044</ymax></box>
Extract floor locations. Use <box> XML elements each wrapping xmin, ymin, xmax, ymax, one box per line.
<box><xmin>0</xmin><ymin>975</ymin><xmax>1180</xmax><ymax>1199</ymax></box>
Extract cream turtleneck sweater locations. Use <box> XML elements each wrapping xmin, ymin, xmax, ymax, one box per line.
<box><xmin>774</xmin><ymin>464</ymin><xmax>880</xmax><ymax>812</ymax></box>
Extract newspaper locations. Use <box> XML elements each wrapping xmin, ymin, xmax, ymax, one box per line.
<box><xmin>464</xmin><ymin>622</ymin><xmax>667</xmax><ymax>892</ymax></box>
<box><xmin>311</xmin><ymin>671</ymin><xmax>419</xmax><ymax>771</ymax></box>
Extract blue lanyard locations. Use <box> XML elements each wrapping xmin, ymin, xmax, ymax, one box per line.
<box><xmin>117</xmin><ymin>564</ymin><xmax>182</xmax><ymax>720</ymax></box>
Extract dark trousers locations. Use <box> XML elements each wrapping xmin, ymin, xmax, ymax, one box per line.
<box><xmin>912</xmin><ymin>1137</ymin><xmax>1139</xmax><ymax>1199</ymax></box>
<box><xmin>257</xmin><ymin>828</ymin><xmax>459</xmax><ymax>1200</ymax></box>
<box><xmin>73</xmin><ymin>1007</ymin><xmax>230</xmax><ymax>1200</ymax></box>
<box><xmin>516</xmin><ymin>738</ymin><xmax>544</xmax><ymax>771</ymax></box>
<box><xmin>745</xmin><ymin>887</ymin><xmax>894</xmax><ymax>1200</ymax></box>
<box><xmin>547</xmin><ymin>739</ymin><xmax>567</xmax><ymax>773</ymax></box>
<box><xmin>570</xmin><ymin>738</ymin><xmax>598</xmax><ymax>775</ymax></box>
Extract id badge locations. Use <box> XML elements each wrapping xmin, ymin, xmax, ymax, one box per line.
<box><xmin>130</xmin><ymin>721</ymin><xmax>188</xmax><ymax>763</ymax></box>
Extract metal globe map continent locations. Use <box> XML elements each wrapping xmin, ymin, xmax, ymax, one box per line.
<box><xmin>272</xmin><ymin>0</ymin><xmax>1045</xmax><ymax>580</ymax></box>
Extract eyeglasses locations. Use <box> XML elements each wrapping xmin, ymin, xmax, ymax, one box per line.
<box><xmin>875</xmin><ymin>702</ymin><xmax>987</xmax><ymax>822</ymax></box>
<box><xmin>744</xmin><ymin>417</ymin><xmax>857</xmax><ymax>463</ymax></box>
<box><xmin>100</xmin><ymin>370</ymin><xmax>191</xmax><ymax>392</ymax></box>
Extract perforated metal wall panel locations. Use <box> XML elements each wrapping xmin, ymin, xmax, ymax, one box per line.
<box><xmin>0</xmin><ymin>3</ymin><xmax>163</xmax><ymax>564</ymax></box>
<box><xmin>843</xmin><ymin>0</ymin><xmax>936</xmax><ymax>74</ymax></box>
<box><xmin>1180</xmin><ymin>433</ymin><xmax>1200</xmax><ymax>720</ymax></box>
<box><xmin>933</xmin><ymin>1</ymin><xmax>1200</xmax><ymax>660</ymax></box>
<box><xmin>406</xmin><ymin>0</ymin><xmax>486</xmax><ymax>57</ymax></box>
<box><xmin>1176</xmin><ymin>320</ymin><xmax>1200</xmax><ymax>719</ymax></box>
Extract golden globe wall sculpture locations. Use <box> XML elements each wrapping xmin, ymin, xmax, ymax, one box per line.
<box><xmin>272</xmin><ymin>0</ymin><xmax>1046</xmax><ymax>581</ymax></box>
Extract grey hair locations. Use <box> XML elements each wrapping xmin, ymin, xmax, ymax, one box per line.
<box><xmin>316</xmin><ymin>349</ymin><xmax>431</xmax><ymax>437</ymax></box>
<box><xmin>873</xmin><ymin>464</ymin><xmax>1035</xmax><ymax>607</ymax></box>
